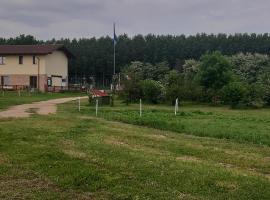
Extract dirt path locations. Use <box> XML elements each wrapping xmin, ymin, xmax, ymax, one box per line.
<box><xmin>0</xmin><ymin>96</ymin><xmax>88</xmax><ymax>118</ymax></box>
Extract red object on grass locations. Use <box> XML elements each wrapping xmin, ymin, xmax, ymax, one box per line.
<box><xmin>91</xmin><ymin>90</ymin><xmax>109</xmax><ymax>97</ymax></box>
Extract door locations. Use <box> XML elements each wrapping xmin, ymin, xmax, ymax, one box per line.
<box><xmin>30</xmin><ymin>76</ymin><xmax>37</xmax><ymax>88</ymax></box>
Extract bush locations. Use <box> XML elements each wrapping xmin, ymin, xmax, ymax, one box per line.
<box><xmin>222</xmin><ymin>82</ymin><xmax>248</xmax><ymax>108</ymax></box>
<box><xmin>262</xmin><ymin>85</ymin><xmax>270</xmax><ymax>105</ymax></box>
<box><xmin>245</xmin><ymin>84</ymin><xmax>264</xmax><ymax>108</ymax></box>
<box><xmin>140</xmin><ymin>79</ymin><xmax>165</xmax><ymax>104</ymax></box>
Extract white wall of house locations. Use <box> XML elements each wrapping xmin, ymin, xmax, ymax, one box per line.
<box><xmin>0</xmin><ymin>55</ymin><xmax>46</xmax><ymax>75</ymax></box>
<box><xmin>45</xmin><ymin>51</ymin><xmax>68</xmax><ymax>86</ymax></box>
<box><xmin>0</xmin><ymin>50</ymin><xmax>69</xmax><ymax>88</ymax></box>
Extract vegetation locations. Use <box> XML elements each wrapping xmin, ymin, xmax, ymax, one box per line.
<box><xmin>3</xmin><ymin>34</ymin><xmax>270</xmax><ymax>86</ymax></box>
<box><xmin>121</xmin><ymin>51</ymin><xmax>270</xmax><ymax>108</ymax></box>
<box><xmin>0</xmin><ymin>100</ymin><xmax>269</xmax><ymax>199</ymax></box>
<box><xmin>84</xmin><ymin>101</ymin><xmax>270</xmax><ymax>146</ymax></box>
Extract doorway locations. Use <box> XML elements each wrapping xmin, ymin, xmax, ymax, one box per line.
<box><xmin>30</xmin><ymin>76</ymin><xmax>37</xmax><ymax>88</ymax></box>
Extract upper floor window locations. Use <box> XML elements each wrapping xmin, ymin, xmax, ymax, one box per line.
<box><xmin>19</xmin><ymin>56</ymin><xmax>23</xmax><ymax>64</ymax></box>
<box><xmin>33</xmin><ymin>56</ymin><xmax>37</xmax><ymax>64</ymax></box>
<box><xmin>0</xmin><ymin>56</ymin><xmax>6</xmax><ymax>65</ymax></box>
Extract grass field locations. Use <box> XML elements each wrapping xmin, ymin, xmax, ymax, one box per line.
<box><xmin>0</xmin><ymin>98</ymin><xmax>269</xmax><ymax>199</ymax></box>
<box><xmin>83</xmin><ymin>102</ymin><xmax>270</xmax><ymax>147</ymax></box>
<box><xmin>0</xmin><ymin>91</ymin><xmax>80</xmax><ymax>111</ymax></box>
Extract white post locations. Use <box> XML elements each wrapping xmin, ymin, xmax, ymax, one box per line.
<box><xmin>78</xmin><ymin>97</ymin><xmax>81</xmax><ymax>112</ymax></box>
<box><xmin>18</xmin><ymin>89</ymin><xmax>21</xmax><ymax>97</ymax></box>
<box><xmin>96</xmin><ymin>99</ymin><xmax>99</xmax><ymax>117</ymax></box>
<box><xmin>175</xmin><ymin>98</ymin><xmax>179</xmax><ymax>116</ymax></box>
<box><xmin>140</xmin><ymin>99</ymin><xmax>142</xmax><ymax>117</ymax></box>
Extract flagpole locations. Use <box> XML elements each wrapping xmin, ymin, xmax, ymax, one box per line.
<box><xmin>113</xmin><ymin>23</ymin><xmax>116</xmax><ymax>75</ymax></box>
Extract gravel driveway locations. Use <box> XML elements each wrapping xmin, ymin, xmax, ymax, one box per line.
<box><xmin>0</xmin><ymin>96</ymin><xmax>87</xmax><ymax>118</ymax></box>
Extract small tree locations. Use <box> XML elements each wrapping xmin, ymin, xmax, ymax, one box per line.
<box><xmin>198</xmin><ymin>51</ymin><xmax>232</xmax><ymax>101</ymax></box>
<box><xmin>140</xmin><ymin>79</ymin><xmax>165</xmax><ymax>104</ymax></box>
<box><xmin>222</xmin><ymin>82</ymin><xmax>248</xmax><ymax>108</ymax></box>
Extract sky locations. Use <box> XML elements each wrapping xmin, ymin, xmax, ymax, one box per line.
<box><xmin>0</xmin><ymin>0</ymin><xmax>269</xmax><ymax>40</ymax></box>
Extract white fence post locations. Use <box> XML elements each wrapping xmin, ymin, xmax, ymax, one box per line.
<box><xmin>96</xmin><ymin>99</ymin><xmax>99</xmax><ymax>117</ymax></box>
<box><xmin>78</xmin><ymin>97</ymin><xmax>81</xmax><ymax>112</ymax></box>
<box><xmin>140</xmin><ymin>99</ymin><xmax>142</xmax><ymax>117</ymax></box>
<box><xmin>175</xmin><ymin>98</ymin><xmax>179</xmax><ymax>116</ymax></box>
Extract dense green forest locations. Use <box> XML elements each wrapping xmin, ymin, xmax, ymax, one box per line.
<box><xmin>1</xmin><ymin>34</ymin><xmax>270</xmax><ymax>87</ymax></box>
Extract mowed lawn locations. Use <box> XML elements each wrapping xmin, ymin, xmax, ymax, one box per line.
<box><xmin>86</xmin><ymin>102</ymin><xmax>270</xmax><ymax>146</ymax></box>
<box><xmin>0</xmin><ymin>91</ymin><xmax>80</xmax><ymax>111</ymax></box>
<box><xmin>0</xmin><ymin>99</ymin><xmax>269</xmax><ymax>199</ymax></box>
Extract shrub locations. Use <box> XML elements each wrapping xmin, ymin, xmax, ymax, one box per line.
<box><xmin>222</xmin><ymin>82</ymin><xmax>248</xmax><ymax>108</ymax></box>
<box><xmin>140</xmin><ymin>79</ymin><xmax>165</xmax><ymax>104</ymax></box>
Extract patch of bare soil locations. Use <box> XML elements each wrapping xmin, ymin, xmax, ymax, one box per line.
<box><xmin>176</xmin><ymin>155</ymin><xmax>203</xmax><ymax>163</ymax></box>
<box><xmin>0</xmin><ymin>172</ymin><xmax>95</xmax><ymax>200</ymax></box>
<box><xmin>0</xmin><ymin>154</ymin><xmax>9</xmax><ymax>165</ymax></box>
<box><xmin>60</xmin><ymin>139</ymin><xmax>87</xmax><ymax>159</ymax></box>
<box><xmin>215</xmin><ymin>181</ymin><xmax>238</xmax><ymax>191</ymax></box>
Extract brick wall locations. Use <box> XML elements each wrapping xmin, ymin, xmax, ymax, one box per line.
<box><xmin>0</xmin><ymin>74</ymin><xmax>47</xmax><ymax>92</ymax></box>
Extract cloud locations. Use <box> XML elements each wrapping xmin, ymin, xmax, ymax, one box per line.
<box><xmin>0</xmin><ymin>0</ymin><xmax>269</xmax><ymax>39</ymax></box>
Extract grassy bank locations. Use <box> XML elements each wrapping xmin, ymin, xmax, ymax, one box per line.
<box><xmin>0</xmin><ymin>100</ymin><xmax>269</xmax><ymax>199</ymax></box>
<box><xmin>0</xmin><ymin>91</ymin><xmax>81</xmax><ymax>111</ymax></box>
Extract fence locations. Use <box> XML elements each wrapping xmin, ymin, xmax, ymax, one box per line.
<box><xmin>0</xmin><ymin>85</ymin><xmax>86</xmax><ymax>93</ymax></box>
<box><xmin>47</xmin><ymin>85</ymin><xmax>86</xmax><ymax>93</ymax></box>
<box><xmin>0</xmin><ymin>85</ymin><xmax>29</xmax><ymax>91</ymax></box>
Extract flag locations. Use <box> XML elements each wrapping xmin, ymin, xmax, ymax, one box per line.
<box><xmin>113</xmin><ymin>23</ymin><xmax>118</xmax><ymax>46</ymax></box>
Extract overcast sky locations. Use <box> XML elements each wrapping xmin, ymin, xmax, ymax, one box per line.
<box><xmin>0</xmin><ymin>0</ymin><xmax>269</xmax><ymax>40</ymax></box>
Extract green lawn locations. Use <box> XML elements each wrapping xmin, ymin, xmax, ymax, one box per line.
<box><xmin>83</xmin><ymin>102</ymin><xmax>270</xmax><ymax>146</ymax></box>
<box><xmin>0</xmin><ymin>91</ymin><xmax>81</xmax><ymax>111</ymax></box>
<box><xmin>0</xmin><ymin>99</ymin><xmax>269</xmax><ymax>199</ymax></box>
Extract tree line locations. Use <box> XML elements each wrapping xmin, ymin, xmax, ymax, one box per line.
<box><xmin>1</xmin><ymin>34</ymin><xmax>270</xmax><ymax>87</ymax></box>
<box><xmin>121</xmin><ymin>52</ymin><xmax>270</xmax><ymax>108</ymax></box>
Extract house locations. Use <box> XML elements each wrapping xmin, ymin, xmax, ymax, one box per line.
<box><xmin>0</xmin><ymin>44</ymin><xmax>75</xmax><ymax>92</ymax></box>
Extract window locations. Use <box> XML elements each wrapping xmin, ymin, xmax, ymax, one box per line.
<box><xmin>47</xmin><ymin>77</ymin><xmax>52</xmax><ymax>86</ymax></box>
<box><xmin>33</xmin><ymin>56</ymin><xmax>37</xmax><ymax>64</ymax></box>
<box><xmin>0</xmin><ymin>56</ymin><xmax>6</xmax><ymax>65</ymax></box>
<box><xmin>1</xmin><ymin>76</ymin><xmax>10</xmax><ymax>85</ymax></box>
<box><xmin>19</xmin><ymin>56</ymin><xmax>23</xmax><ymax>64</ymax></box>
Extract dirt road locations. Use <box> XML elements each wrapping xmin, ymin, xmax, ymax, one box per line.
<box><xmin>0</xmin><ymin>97</ymin><xmax>87</xmax><ymax>118</ymax></box>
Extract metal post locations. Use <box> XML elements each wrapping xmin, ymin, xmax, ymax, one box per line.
<box><xmin>114</xmin><ymin>44</ymin><xmax>115</xmax><ymax>75</ymax></box>
<box><xmin>113</xmin><ymin>23</ymin><xmax>116</xmax><ymax>75</ymax></box>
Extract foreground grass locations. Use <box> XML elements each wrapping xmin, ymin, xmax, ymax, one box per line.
<box><xmin>83</xmin><ymin>102</ymin><xmax>270</xmax><ymax>146</ymax></box>
<box><xmin>0</xmin><ymin>91</ymin><xmax>81</xmax><ymax>111</ymax></box>
<box><xmin>0</xmin><ymin>100</ymin><xmax>269</xmax><ymax>199</ymax></box>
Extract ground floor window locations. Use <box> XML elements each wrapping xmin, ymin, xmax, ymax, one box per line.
<box><xmin>47</xmin><ymin>77</ymin><xmax>52</xmax><ymax>86</ymax></box>
<box><xmin>1</xmin><ymin>76</ymin><xmax>10</xmax><ymax>85</ymax></box>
